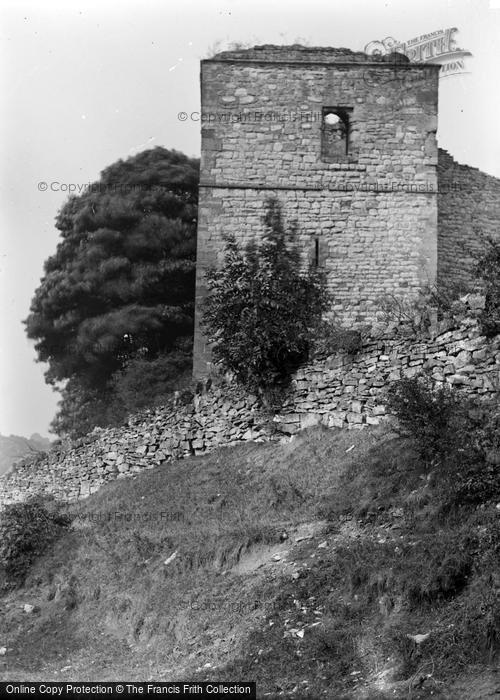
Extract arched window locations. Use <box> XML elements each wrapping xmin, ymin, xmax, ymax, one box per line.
<box><xmin>321</xmin><ymin>108</ymin><xmax>351</xmax><ymax>161</ymax></box>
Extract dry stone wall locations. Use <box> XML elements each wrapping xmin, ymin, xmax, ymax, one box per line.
<box><xmin>279</xmin><ymin>310</ymin><xmax>499</xmax><ymax>433</ymax></box>
<box><xmin>0</xmin><ymin>385</ymin><xmax>271</xmax><ymax>508</ymax></box>
<box><xmin>0</xmin><ymin>307</ymin><xmax>498</xmax><ymax>509</ymax></box>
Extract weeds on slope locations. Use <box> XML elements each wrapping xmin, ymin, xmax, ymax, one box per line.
<box><xmin>218</xmin><ymin>378</ymin><xmax>500</xmax><ymax>697</ymax></box>
<box><xmin>0</xmin><ymin>426</ymin><xmax>382</xmax><ymax>681</ymax></box>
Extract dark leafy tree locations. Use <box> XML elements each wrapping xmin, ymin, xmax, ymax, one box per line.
<box><xmin>109</xmin><ymin>342</ymin><xmax>193</xmax><ymax>416</ymax></box>
<box><xmin>201</xmin><ymin>198</ymin><xmax>329</xmax><ymax>403</ymax></box>
<box><xmin>49</xmin><ymin>380</ymin><xmax>113</xmax><ymax>438</ymax></box>
<box><xmin>25</xmin><ymin>148</ymin><xmax>199</xmax><ymax>436</ymax></box>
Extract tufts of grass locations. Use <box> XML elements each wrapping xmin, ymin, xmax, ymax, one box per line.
<box><xmin>318</xmin><ymin>433</ymin><xmax>424</xmax><ymax>524</ymax></box>
<box><xmin>5</xmin><ymin>426</ymin><xmax>378</xmax><ymax>678</ymax></box>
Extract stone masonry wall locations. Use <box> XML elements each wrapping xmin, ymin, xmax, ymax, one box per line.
<box><xmin>437</xmin><ymin>149</ymin><xmax>500</xmax><ymax>294</ymax></box>
<box><xmin>279</xmin><ymin>308</ymin><xmax>499</xmax><ymax>432</ymax></box>
<box><xmin>1</xmin><ymin>308</ymin><xmax>498</xmax><ymax>509</ymax></box>
<box><xmin>0</xmin><ymin>385</ymin><xmax>270</xmax><ymax>508</ymax></box>
<box><xmin>193</xmin><ymin>46</ymin><xmax>439</xmax><ymax>376</ymax></box>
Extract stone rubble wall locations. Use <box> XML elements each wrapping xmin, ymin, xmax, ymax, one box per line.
<box><xmin>279</xmin><ymin>313</ymin><xmax>499</xmax><ymax>433</ymax></box>
<box><xmin>0</xmin><ymin>311</ymin><xmax>498</xmax><ymax>508</ymax></box>
<box><xmin>437</xmin><ymin>149</ymin><xmax>500</xmax><ymax>294</ymax></box>
<box><xmin>0</xmin><ymin>385</ymin><xmax>269</xmax><ymax>508</ymax></box>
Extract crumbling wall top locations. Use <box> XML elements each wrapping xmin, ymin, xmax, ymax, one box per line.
<box><xmin>207</xmin><ymin>44</ymin><xmax>416</xmax><ymax>65</ymax></box>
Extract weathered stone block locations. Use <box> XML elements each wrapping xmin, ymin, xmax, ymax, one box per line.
<box><xmin>299</xmin><ymin>413</ymin><xmax>323</xmax><ymax>429</ymax></box>
<box><xmin>346</xmin><ymin>412</ymin><xmax>364</xmax><ymax>424</ymax></box>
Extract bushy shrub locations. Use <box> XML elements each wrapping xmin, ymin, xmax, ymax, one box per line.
<box><xmin>386</xmin><ymin>373</ymin><xmax>473</xmax><ymax>462</ymax></box>
<box><xmin>477</xmin><ymin>238</ymin><xmax>500</xmax><ymax>337</ymax></box>
<box><xmin>387</xmin><ymin>374</ymin><xmax>500</xmax><ymax>507</ymax></box>
<box><xmin>202</xmin><ymin>198</ymin><xmax>329</xmax><ymax>403</ymax></box>
<box><xmin>0</xmin><ymin>495</ymin><xmax>72</xmax><ymax>582</ymax></box>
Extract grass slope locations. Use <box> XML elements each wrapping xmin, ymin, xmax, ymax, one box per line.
<box><xmin>0</xmin><ymin>425</ymin><xmax>498</xmax><ymax>698</ymax></box>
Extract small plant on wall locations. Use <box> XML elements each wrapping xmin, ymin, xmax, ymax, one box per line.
<box><xmin>201</xmin><ymin>198</ymin><xmax>329</xmax><ymax>406</ymax></box>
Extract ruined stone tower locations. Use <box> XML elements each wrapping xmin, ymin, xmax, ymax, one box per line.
<box><xmin>193</xmin><ymin>45</ymin><xmax>440</xmax><ymax>376</ymax></box>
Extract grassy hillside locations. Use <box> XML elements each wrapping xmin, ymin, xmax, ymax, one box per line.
<box><xmin>0</xmin><ymin>425</ymin><xmax>498</xmax><ymax>698</ymax></box>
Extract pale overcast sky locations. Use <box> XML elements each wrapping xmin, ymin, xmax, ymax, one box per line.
<box><xmin>1</xmin><ymin>0</ymin><xmax>499</xmax><ymax>437</ymax></box>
